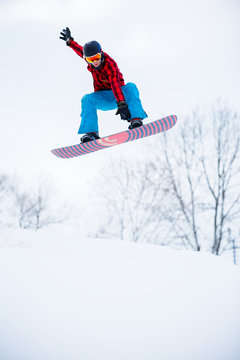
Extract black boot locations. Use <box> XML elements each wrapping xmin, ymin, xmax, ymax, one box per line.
<box><xmin>81</xmin><ymin>132</ymin><xmax>100</xmax><ymax>143</ymax></box>
<box><xmin>128</xmin><ymin>118</ymin><xmax>143</xmax><ymax>130</ymax></box>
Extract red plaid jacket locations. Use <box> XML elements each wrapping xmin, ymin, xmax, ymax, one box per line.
<box><xmin>69</xmin><ymin>40</ymin><xmax>125</xmax><ymax>103</ymax></box>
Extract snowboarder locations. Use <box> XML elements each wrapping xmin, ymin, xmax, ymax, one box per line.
<box><xmin>59</xmin><ymin>27</ymin><xmax>148</xmax><ymax>143</ymax></box>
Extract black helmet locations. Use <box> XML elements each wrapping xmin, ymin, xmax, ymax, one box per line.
<box><xmin>83</xmin><ymin>40</ymin><xmax>102</xmax><ymax>57</ymax></box>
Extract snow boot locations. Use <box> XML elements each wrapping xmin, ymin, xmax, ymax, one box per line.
<box><xmin>81</xmin><ymin>132</ymin><xmax>100</xmax><ymax>143</ymax></box>
<box><xmin>128</xmin><ymin>118</ymin><xmax>143</xmax><ymax>130</ymax></box>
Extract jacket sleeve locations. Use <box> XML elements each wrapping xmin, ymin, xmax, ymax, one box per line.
<box><xmin>105</xmin><ymin>59</ymin><xmax>125</xmax><ymax>103</ymax></box>
<box><xmin>68</xmin><ymin>40</ymin><xmax>84</xmax><ymax>58</ymax></box>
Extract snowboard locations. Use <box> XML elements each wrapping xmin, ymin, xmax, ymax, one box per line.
<box><xmin>51</xmin><ymin>114</ymin><xmax>177</xmax><ymax>159</ymax></box>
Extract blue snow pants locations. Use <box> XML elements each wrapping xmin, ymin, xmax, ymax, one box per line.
<box><xmin>78</xmin><ymin>82</ymin><xmax>148</xmax><ymax>134</ymax></box>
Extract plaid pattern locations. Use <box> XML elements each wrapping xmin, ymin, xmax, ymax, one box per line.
<box><xmin>69</xmin><ymin>40</ymin><xmax>125</xmax><ymax>102</ymax></box>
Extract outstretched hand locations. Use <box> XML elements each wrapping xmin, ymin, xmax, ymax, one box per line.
<box><xmin>59</xmin><ymin>27</ymin><xmax>74</xmax><ymax>45</ymax></box>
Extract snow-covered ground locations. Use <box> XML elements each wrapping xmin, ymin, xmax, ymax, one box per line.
<box><xmin>0</xmin><ymin>227</ymin><xmax>240</xmax><ymax>360</ymax></box>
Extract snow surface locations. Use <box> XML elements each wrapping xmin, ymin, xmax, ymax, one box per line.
<box><xmin>0</xmin><ymin>228</ymin><xmax>240</xmax><ymax>360</ymax></box>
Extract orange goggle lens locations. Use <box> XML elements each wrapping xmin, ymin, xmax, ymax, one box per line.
<box><xmin>85</xmin><ymin>53</ymin><xmax>101</xmax><ymax>63</ymax></box>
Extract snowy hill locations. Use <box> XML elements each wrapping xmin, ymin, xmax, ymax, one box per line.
<box><xmin>0</xmin><ymin>228</ymin><xmax>240</xmax><ymax>360</ymax></box>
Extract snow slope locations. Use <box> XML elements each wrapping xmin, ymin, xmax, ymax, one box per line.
<box><xmin>0</xmin><ymin>228</ymin><xmax>240</xmax><ymax>360</ymax></box>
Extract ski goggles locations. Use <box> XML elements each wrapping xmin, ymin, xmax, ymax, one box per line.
<box><xmin>85</xmin><ymin>53</ymin><xmax>102</xmax><ymax>63</ymax></box>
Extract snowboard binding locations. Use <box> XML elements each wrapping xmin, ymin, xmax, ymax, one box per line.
<box><xmin>81</xmin><ymin>132</ymin><xmax>100</xmax><ymax>143</ymax></box>
<box><xmin>128</xmin><ymin>118</ymin><xmax>143</xmax><ymax>130</ymax></box>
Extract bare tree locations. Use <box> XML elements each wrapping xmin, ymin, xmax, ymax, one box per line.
<box><xmin>10</xmin><ymin>186</ymin><xmax>35</xmax><ymax>229</ymax></box>
<box><xmin>220</xmin><ymin>228</ymin><xmax>240</xmax><ymax>265</ymax></box>
<box><xmin>198</xmin><ymin>102</ymin><xmax>240</xmax><ymax>254</ymax></box>
<box><xmin>151</xmin><ymin>101</ymin><xmax>240</xmax><ymax>254</ymax></box>
<box><xmin>88</xmin><ymin>157</ymin><xmax>168</xmax><ymax>244</ymax></box>
<box><xmin>9</xmin><ymin>176</ymin><xmax>68</xmax><ymax>230</ymax></box>
<box><xmin>154</xmin><ymin>129</ymin><xmax>203</xmax><ymax>251</ymax></box>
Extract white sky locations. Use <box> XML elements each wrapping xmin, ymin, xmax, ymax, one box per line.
<box><xmin>0</xmin><ymin>0</ymin><xmax>239</xmax><ymax>201</ymax></box>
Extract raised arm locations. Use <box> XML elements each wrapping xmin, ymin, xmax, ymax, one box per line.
<box><xmin>68</xmin><ymin>41</ymin><xmax>84</xmax><ymax>58</ymax></box>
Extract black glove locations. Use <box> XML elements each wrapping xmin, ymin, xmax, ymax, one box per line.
<box><xmin>59</xmin><ymin>27</ymin><xmax>74</xmax><ymax>45</ymax></box>
<box><xmin>116</xmin><ymin>101</ymin><xmax>131</xmax><ymax>121</ymax></box>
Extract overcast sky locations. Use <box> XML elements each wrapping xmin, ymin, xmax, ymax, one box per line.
<box><xmin>0</xmin><ymin>0</ymin><xmax>239</xmax><ymax>202</ymax></box>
